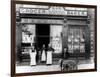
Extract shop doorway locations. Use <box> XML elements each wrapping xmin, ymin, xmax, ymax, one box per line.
<box><xmin>36</xmin><ymin>24</ymin><xmax>50</xmax><ymax>49</ymax></box>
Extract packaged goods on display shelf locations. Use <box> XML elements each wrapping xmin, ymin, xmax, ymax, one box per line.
<box><xmin>51</xmin><ymin>37</ymin><xmax>62</xmax><ymax>53</ymax></box>
<box><xmin>22</xmin><ymin>33</ymin><xmax>35</xmax><ymax>43</ymax></box>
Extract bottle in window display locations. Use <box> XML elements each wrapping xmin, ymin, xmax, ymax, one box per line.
<box><xmin>80</xmin><ymin>44</ymin><xmax>85</xmax><ymax>53</ymax></box>
<box><xmin>80</xmin><ymin>34</ymin><xmax>85</xmax><ymax>43</ymax></box>
<box><xmin>77</xmin><ymin>35</ymin><xmax>80</xmax><ymax>38</ymax></box>
<box><xmin>68</xmin><ymin>37</ymin><xmax>72</xmax><ymax>42</ymax></box>
<box><xmin>74</xmin><ymin>38</ymin><xmax>79</xmax><ymax>43</ymax></box>
<box><xmin>68</xmin><ymin>45</ymin><xmax>73</xmax><ymax>53</ymax></box>
<box><xmin>80</xmin><ymin>38</ymin><xmax>85</xmax><ymax>43</ymax></box>
<box><xmin>71</xmin><ymin>34</ymin><xmax>74</xmax><ymax>38</ymax></box>
<box><xmin>74</xmin><ymin>44</ymin><xmax>79</xmax><ymax>53</ymax></box>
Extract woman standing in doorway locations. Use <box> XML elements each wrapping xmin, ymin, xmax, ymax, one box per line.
<box><xmin>41</xmin><ymin>44</ymin><xmax>46</xmax><ymax>62</ymax></box>
<box><xmin>46</xmin><ymin>44</ymin><xmax>54</xmax><ymax>65</ymax></box>
<box><xmin>30</xmin><ymin>45</ymin><xmax>37</xmax><ymax>66</ymax></box>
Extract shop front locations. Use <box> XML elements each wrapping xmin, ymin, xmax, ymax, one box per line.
<box><xmin>16</xmin><ymin>5</ymin><xmax>90</xmax><ymax>62</ymax></box>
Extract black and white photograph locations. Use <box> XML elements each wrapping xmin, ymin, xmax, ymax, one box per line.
<box><xmin>11</xmin><ymin>1</ymin><xmax>97</xmax><ymax>76</ymax></box>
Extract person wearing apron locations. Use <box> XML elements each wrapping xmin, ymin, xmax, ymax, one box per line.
<box><xmin>41</xmin><ymin>44</ymin><xmax>46</xmax><ymax>62</ymax></box>
<box><xmin>46</xmin><ymin>44</ymin><xmax>54</xmax><ymax>65</ymax></box>
<box><xmin>30</xmin><ymin>46</ymin><xmax>37</xmax><ymax>66</ymax></box>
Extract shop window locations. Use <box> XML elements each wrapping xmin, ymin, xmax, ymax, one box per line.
<box><xmin>50</xmin><ymin>25</ymin><xmax>63</xmax><ymax>53</ymax></box>
<box><xmin>67</xmin><ymin>26</ymin><xmax>85</xmax><ymax>54</ymax></box>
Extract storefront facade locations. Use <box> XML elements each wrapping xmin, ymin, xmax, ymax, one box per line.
<box><xmin>16</xmin><ymin>4</ymin><xmax>92</xmax><ymax>62</ymax></box>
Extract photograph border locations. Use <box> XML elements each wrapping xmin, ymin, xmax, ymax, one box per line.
<box><xmin>11</xmin><ymin>0</ymin><xmax>97</xmax><ymax>77</ymax></box>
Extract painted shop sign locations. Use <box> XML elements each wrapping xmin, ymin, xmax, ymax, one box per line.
<box><xmin>20</xmin><ymin>6</ymin><xmax>87</xmax><ymax>16</ymax></box>
<box><xmin>21</xmin><ymin>18</ymin><xmax>63</xmax><ymax>24</ymax></box>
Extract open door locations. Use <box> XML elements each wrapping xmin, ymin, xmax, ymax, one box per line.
<box><xmin>36</xmin><ymin>24</ymin><xmax>50</xmax><ymax>49</ymax></box>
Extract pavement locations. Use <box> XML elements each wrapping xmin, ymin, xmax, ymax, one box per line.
<box><xmin>16</xmin><ymin>65</ymin><xmax>60</xmax><ymax>73</ymax></box>
<box><xmin>16</xmin><ymin>58</ymin><xmax>94</xmax><ymax>73</ymax></box>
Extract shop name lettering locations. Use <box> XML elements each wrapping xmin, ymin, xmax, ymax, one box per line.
<box><xmin>20</xmin><ymin>7</ymin><xmax>87</xmax><ymax>16</ymax></box>
<box><xmin>20</xmin><ymin>7</ymin><xmax>65</xmax><ymax>15</ymax></box>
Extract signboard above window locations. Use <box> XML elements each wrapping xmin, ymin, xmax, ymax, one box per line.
<box><xmin>19</xmin><ymin>5</ymin><xmax>87</xmax><ymax>16</ymax></box>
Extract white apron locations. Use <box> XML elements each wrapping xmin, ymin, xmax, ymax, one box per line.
<box><xmin>41</xmin><ymin>50</ymin><xmax>46</xmax><ymax>61</ymax></box>
<box><xmin>46</xmin><ymin>51</ymin><xmax>52</xmax><ymax>64</ymax></box>
<box><xmin>30</xmin><ymin>51</ymin><xmax>36</xmax><ymax>66</ymax></box>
